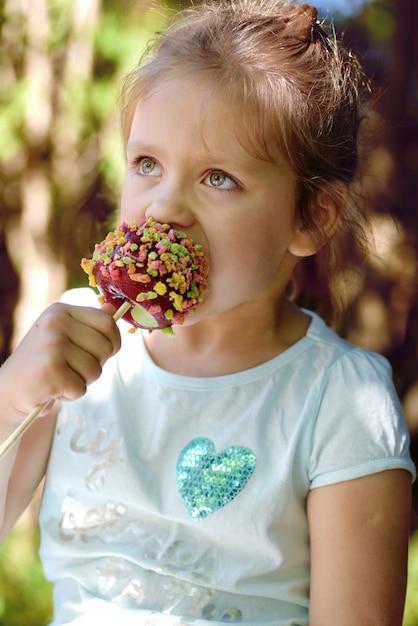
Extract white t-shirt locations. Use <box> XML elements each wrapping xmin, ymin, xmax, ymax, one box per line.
<box><xmin>39</xmin><ymin>289</ymin><xmax>416</xmax><ymax>626</ymax></box>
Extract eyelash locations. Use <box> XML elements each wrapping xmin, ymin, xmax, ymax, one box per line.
<box><xmin>130</xmin><ymin>156</ymin><xmax>157</xmax><ymax>173</ymax></box>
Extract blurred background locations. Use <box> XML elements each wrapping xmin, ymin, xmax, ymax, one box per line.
<box><xmin>0</xmin><ymin>0</ymin><xmax>417</xmax><ymax>623</ymax></box>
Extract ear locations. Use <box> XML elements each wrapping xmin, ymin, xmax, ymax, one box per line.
<box><xmin>287</xmin><ymin>184</ymin><xmax>345</xmax><ymax>258</ymax></box>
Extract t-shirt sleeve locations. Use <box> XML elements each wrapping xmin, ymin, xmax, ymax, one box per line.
<box><xmin>308</xmin><ymin>347</ymin><xmax>416</xmax><ymax>489</ymax></box>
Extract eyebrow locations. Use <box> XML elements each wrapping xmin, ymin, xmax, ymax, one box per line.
<box><xmin>126</xmin><ymin>140</ymin><xmax>153</xmax><ymax>155</ymax></box>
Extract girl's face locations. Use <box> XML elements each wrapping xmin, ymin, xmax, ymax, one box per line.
<box><xmin>121</xmin><ymin>74</ymin><xmax>312</xmax><ymax>326</ymax></box>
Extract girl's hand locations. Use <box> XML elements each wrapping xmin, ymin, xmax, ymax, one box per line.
<box><xmin>0</xmin><ymin>303</ymin><xmax>121</xmax><ymax>425</ymax></box>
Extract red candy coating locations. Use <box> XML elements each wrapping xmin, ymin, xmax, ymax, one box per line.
<box><xmin>81</xmin><ymin>218</ymin><xmax>209</xmax><ymax>333</ymax></box>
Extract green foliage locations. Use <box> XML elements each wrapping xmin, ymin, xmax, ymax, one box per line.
<box><xmin>0</xmin><ymin>523</ymin><xmax>53</xmax><ymax>626</ymax></box>
<box><xmin>91</xmin><ymin>5</ymin><xmax>169</xmax><ymax>189</ymax></box>
<box><xmin>404</xmin><ymin>530</ymin><xmax>418</xmax><ymax>626</ymax></box>
<box><xmin>362</xmin><ymin>0</ymin><xmax>395</xmax><ymax>44</ymax></box>
<box><xmin>344</xmin><ymin>0</ymin><xmax>395</xmax><ymax>52</ymax></box>
<box><xmin>0</xmin><ymin>82</ymin><xmax>27</xmax><ymax>160</ymax></box>
<box><xmin>0</xmin><ymin>0</ymin><xmax>169</xmax><ymax>289</ymax></box>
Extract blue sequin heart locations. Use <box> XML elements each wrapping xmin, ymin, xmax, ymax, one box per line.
<box><xmin>176</xmin><ymin>437</ymin><xmax>256</xmax><ymax>521</ymax></box>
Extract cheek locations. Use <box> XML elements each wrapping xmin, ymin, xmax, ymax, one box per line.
<box><xmin>209</xmin><ymin>235</ymin><xmax>268</xmax><ymax>287</ymax></box>
<box><xmin>219</xmin><ymin>226</ymin><xmax>289</xmax><ymax>287</ymax></box>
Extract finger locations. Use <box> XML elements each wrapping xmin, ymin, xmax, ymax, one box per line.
<box><xmin>68</xmin><ymin>305</ymin><xmax>122</xmax><ymax>357</ymax></box>
<box><xmin>41</xmin><ymin>344</ymin><xmax>102</xmax><ymax>403</ymax></box>
<box><xmin>100</xmin><ymin>302</ymin><xmax>117</xmax><ymax>317</ymax></box>
<box><xmin>45</xmin><ymin>304</ymin><xmax>121</xmax><ymax>366</ymax></box>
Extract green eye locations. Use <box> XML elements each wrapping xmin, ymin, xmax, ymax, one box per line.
<box><xmin>140</xmin><ymin>158</ymin><xmax>157</xmax><ymax>174</ymax></box>
<box><xmin>209</xmin><ymin>171</ymin><xmax>226</xmax><ymax>187</ymax></box>
<box><xmin>206</xmin><ymin>170</ymin><xmax>237</xmax><ymax>190</ymax></box>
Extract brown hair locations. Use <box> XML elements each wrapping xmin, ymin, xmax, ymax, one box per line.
<box><xmin>120</xmin><ymin>0</ymin><xmax>373</xmax><ymax>324</ymax></box>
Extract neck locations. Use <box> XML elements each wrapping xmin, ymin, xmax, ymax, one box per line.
<box><xmin>143</xmin><ymin>298</ymin><xmax>311</xmax><ymax>377</ymax></box>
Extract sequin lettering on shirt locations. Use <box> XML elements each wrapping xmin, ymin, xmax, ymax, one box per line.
<box><xmin>176</xmin><ymin>438</ymin><xmax>256</xmax><ymax>520</ymax></box>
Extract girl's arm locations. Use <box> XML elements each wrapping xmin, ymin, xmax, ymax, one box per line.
<box><xmin>0</xmin><ymin>404</ymin><xmax>59</xmax><ymax>542</ymax></box>
<box><xmin>0</xmin><ymin>302</ymin><xmax>121</xmax><ymax>542</ymax></box>
<box><xmin>307</xmin><ymin>469</ymin><xmax>412</xmax><ymax>625</ymax></box>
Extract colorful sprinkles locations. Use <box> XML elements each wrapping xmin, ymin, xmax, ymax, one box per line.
<box><xmin>81</xmin><ymin>217</ymin><xmax>209</xmax><ymax>333</ymax></box>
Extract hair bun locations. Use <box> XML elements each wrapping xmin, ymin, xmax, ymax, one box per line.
<box><xmin>283</xmin><ymin>3</ymin><xmax>319</xmax><ymax>43</ymax></box>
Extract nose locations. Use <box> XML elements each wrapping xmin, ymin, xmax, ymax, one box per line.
<box><xmin>145</xmin><ymin>185</ymin><xmax>195</xmax><ymax>230</ymax></box>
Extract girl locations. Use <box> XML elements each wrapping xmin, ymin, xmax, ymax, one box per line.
<box><xmin>0</xmin><ymin>1</ymin><xmax>415</xmax><ymax>624</ymax></box>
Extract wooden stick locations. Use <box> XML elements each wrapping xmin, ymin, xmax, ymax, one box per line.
<box><xmin>0</xmin><ymin>300</ymin><xmax>132</xmax><ymax>458</ymax></box>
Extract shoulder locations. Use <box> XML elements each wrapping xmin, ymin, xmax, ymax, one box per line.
<box><xmin>305</xmin><ymin>310</ymin><xmax>403</xmax><ymax>435</ymax></box>
<box><xmin>303</xmin><ymin>310</ymin><xmax>394</xmax><ymax>392</ymax></box>
<box><xmin>301</xmin><ymin>311</ymin><xmax>416</xmax><ymax>486</ymax></box>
